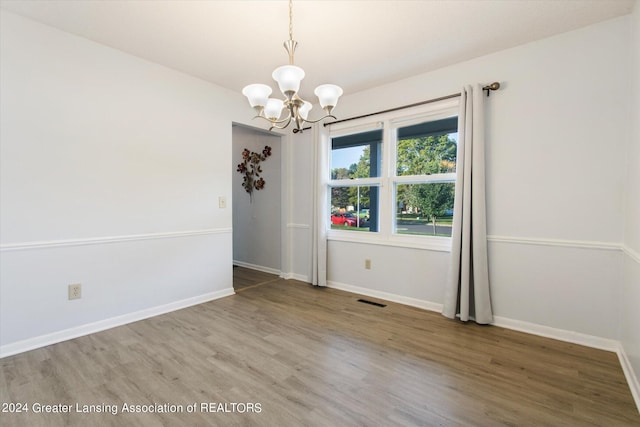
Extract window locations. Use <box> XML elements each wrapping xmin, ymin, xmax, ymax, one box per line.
<box><xmin>393</xmin><ymin>117</ymin><xmax>458</xmax><ymax>237</ymax></box>
<box><xmin>326</xmin><ymin>99</ymin><xmax>459</xmax><ymax>250</ymax></box>
<box><xmin>329</xmin><ymin>129</ymin><xmax>382</xmax><ymax>232</ymax></box>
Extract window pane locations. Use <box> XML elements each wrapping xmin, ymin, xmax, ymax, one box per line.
<box><xmin>330</xmin><ymin>185</ymin><xmax>378</xmax><ymax>232</ymax></box>
<box><xmin>396</xmin><ymin>117</ymin><xmax>458</xmax><ymax>176</ymax></box>
<box><xmin>395</xmin><ymin>183</ymin><xmax>454</xmax><ymax>236</ymax></box>
<box><xmin>331</xmin><ymin>130</ymin><xmax>382</xmax><ymax>179</ymax></box>
<box><xmin>331</xmin><ymin>145</ymin><xmax>371</xmax><ymax>179</ymax></box>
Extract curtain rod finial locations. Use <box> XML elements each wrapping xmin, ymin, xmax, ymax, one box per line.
<box><xmin>483</xmin><ymin>82</ymin><xmax>500</xmax><ymax>97</ymax></box>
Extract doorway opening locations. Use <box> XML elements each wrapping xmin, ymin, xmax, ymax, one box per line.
<box><xmin>231</xmin><ymin>124</ymin><xmax>282</xmax><ymax>291</ymax></box>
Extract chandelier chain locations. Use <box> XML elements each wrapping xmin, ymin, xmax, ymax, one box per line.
<box><xmin>289</xmin><ymin>0</ymin><xmax>293</xmax><ymax>41</ymax></box>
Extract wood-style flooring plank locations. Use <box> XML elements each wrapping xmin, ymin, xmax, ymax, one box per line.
<box><xmin>233</xmin><ymin>266</ymin><xmax>279</xmax><ymax>292</ymax></box>
<box><xmin>1</xmin><ymin>269</ymin><xmax>638</xmax><ymax>426</ymax></box>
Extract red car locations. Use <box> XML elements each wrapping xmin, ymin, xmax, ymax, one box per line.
<box><xmin>331</xmin><ymin>212</ymin><xmax>357</xmax><ymax>227</ymax></box>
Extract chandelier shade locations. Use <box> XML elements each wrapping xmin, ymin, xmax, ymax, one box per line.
<box><xmin>242</xmin><ymin>84</ymin><xmax>272</xmax><ymax>109</ymax></box>
<box><xmin>314</xmin><ymin>84</ymin><xmax>344</xmax><ymax>111</ymax></box>
<box><xmin>299</xmin><ymin>101</ymin><xmax>312</xmax><ymax>120</ymax></box>
<box><xmin>241</xmin><ymin>0</ymin><xmax>342</xmax><ymax>133</ymax></box>
<box><xmin>264</xmin><ymin>98</ymin><xmax>285</xmax><ymax>121</ymax></box>
<box><xmin>272</xmin><ymin>65</ymin><xmax>305</xmax><ymax>97</ymax></box>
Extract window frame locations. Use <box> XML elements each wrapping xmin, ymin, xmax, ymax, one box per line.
<box><xmin>324</xmin><ymin>99</ymin><xmax>460</xmax><ymax>252</ymax></box>
<box><xmin>329</xmin><ymin>124</ymin><xmax>383</xmax><ymax>233</ymax></box>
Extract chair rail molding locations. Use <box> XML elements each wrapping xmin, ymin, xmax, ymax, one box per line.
<box><xmin>0</xmin><ymin>228</ymin><xmax>233</xmax><ymax>252</ymax></box>
<box><xmin>622</xmin><ymin>245</ymin><xmax>640</xmax><ymax>264</ymax></box>
<box><xmin>487</xmin><ymin>235</ymin><xmax>622</xmax><ymax>252</ymax></box>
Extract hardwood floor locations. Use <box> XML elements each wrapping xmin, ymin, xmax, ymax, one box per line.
<box><xmin>233</xmin><ymin>265</ymin><xmax>280</xmax><ymax>292</ymax></box>
<box><xmin>1</xmin><ymin>267</ymin><xmax>638</xmax><ymax>426</ymax></box>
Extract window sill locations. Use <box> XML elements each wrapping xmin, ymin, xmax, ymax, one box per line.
<box><xmin>327</xmin><ymin>230</ymin><xmax>452</xmax><ymax>252</ymax></box>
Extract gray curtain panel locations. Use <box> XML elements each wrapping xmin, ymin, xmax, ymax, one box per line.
<box><xmin>442</xmin><ymin>84</ymin><xmax>493</xmax><ymax>324</ymax></box>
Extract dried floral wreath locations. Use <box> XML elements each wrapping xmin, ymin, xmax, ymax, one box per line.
<box><xmin>237</xmin><ymin>145</ymin><xmax>272</xmax><ymax>199</ymax></box>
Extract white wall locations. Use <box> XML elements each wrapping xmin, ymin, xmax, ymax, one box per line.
<box><xmin>232</xmin><ymin>125</ymin><xmax>282</xmax><ymax>272</ymax></box>
<box><xmin>620</xmin><ymin>0</ymin><xmax>640</xmax><ymax>391</ymax></box>
<box><xmin>290</xmin><ymin>16</ymin><xmax>633</xmax><ymax>342</ymax></box>
<box><xmin>0</xmin><ymin>11</ymin><xmax>252</xmax><ymax>354</ymax></box>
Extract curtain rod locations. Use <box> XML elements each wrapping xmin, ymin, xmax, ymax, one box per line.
<box><xmin>323</xmin><ymin>82</ymin><xmax>500</xmax><ymax>127</ymax></box>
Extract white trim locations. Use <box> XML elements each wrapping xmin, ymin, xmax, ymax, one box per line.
<box><xmin>0</xmin><ymin>288</ymin><xmax>235</xmax><ymax>358</ymax></box>
<box><xmin>326</xmin><ymin>281</ymin><xmax>614</xmax><ymax>350</ymax></box>
<box><xmin>327</xmin><ymin>233</ymin><xmax>452</xmax><ymax>252</ymax></box>
<box><xmin>623</xmin><ymin>245</ymin><xmax>640</xmax><ymax>264</ymax></box>
<box><xmin>325</xmin><ymin>234</ymin><xmax>624</xmax><ymax>257</ymax></box>
<box><xmin>617</xmin><ymin>343</ymin><xmax>640</xmax><ymax>413</ymax></box>
<box><xmin>327</xmin><ymin>120</ymin><xmax>384</xmax><ymax>135</ymax></box>
<box><xmin>388</xmin><ymin>101</ymin><xmax>460</xmax><ymax>128</ymax></box>
<box><xmin>281</xmin><ymin>272</ymin><xmax>310</xmax><ymax>282</ymax></box>
<box><xmin>0</xmin><ymin>228</ymin><xmax>233</xmax><ymax>252</ymax></box>
<box><xmin>281</xmin><ymin>131</ymin><xmax>290</xmax><ymax>286</ymax></box>
<box><xmin>487</xmin><ymin>235</ymin><xmax>621</xmax><ymax>252</ymax></box>
<box><xmin>233</xmin><ymin>260</ymin><xmax>281</xmax><ymax>276</ymax></box>
<box><xmin>329</xmin><ymin>177</ymin><xmax>382</xmax><ymax>187</ymax></box>
<box><xmin>287</xmin><ymin>223</ymin><xmax>310</xmax><ymax>229</ymax></box>
<box><xmin>327</xmin><ymin>280</ymin><xmax>444</xmax><ymax>312</ymax></box>
<box><xmin>393</xmin><ymin>173</ymin><xmax>457</xmax><ymax>184</ymax></box>
<box><xmin>491</xmin><ymin>316</ymin><xmax>619</xmax><ymax>352</ymax></box>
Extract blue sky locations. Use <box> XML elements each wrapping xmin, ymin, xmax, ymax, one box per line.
<box><xmin>331</xmin><ymin>146</ymin><xmax>365</xmax><ymax>170</ymax></box>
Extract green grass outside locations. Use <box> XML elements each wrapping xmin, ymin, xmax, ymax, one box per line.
<box><xmin>396</xmin><ymin>214</ymin><xmax>453</xmax><ymax>225</ymax></box>
<box><xmin>331</xmin><ymin>224</ymin><xmax>370</xmax><ymax>231</ymax></box>
<box><xmin>396</xmin><ymin>230</ymin><xmax>452</xmax><ymax>237</ymax></box>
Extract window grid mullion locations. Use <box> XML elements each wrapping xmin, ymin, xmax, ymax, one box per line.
<box><xmin>328</xmin><ymin>178</ymin><xmax>382</xmax><ymax>187</ymax></box>
<box><xmin>392</xmin><ymin>173</ymin><xmax>457</xmax><ymax>184</ymax></box>
<box><xmin>379</xmin><ymin>120</ymin><xmax>393</xmax><ymax>240</ymax></box>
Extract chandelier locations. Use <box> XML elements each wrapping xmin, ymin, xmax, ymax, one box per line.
<box><xmin>242</xmin><ymin>0</ymin><xmax>343</xmax><ymax>133</ymax></box>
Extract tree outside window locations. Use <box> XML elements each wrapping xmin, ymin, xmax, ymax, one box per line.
<box><xmin>395</xmin><ymin>131</ymin><xmax>457</xmax><ymax>236</ymax></box>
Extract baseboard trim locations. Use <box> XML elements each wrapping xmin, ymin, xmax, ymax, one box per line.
<box><xmin>491</xmin><ymin>316</ymin><xmax>619</xmax><ymax>352</ymax></box>
<box><xmin>327</xmin><ymin>280</ymin><xmax>444</xmax><ymax>313</ymax></box>
<box><xmin>233</xmin><ymin>260</ymin><xmax>281</xmax><ymax>276</ymax></box>
<box><xmin>281</xmin><ymin>272</ymin><xmax>310</xmax><ymax>282</ymax></box>
<box><xmin>326</xmin><ymin>282</ymin><xmax>616</xmax><ymax>352</ymax></box>
<box><xmin>0</xmin><ymin>287</ymin><xmax>235</xmax><ymax>359</ymax></box>
<box><xmin>617</xmin><ymin>343</ymin><xmax>640</xmax><ymax>413</ymax></box>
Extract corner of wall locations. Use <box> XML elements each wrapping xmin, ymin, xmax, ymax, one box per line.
<box><xmin>618</xmin><ymin>0</ymin><xmax>640</xmax><ymax>413</ymax></box>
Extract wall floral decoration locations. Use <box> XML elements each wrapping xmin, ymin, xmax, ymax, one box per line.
<box><xmin>237</xmin><ymin>145</ymin><xmax>272</xmax><ymax>200</ymax></box>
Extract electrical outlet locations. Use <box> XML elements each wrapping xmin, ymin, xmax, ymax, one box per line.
<box><xmin>218</xmin><ymin>196</ymin><xmax>226</xmax><ymax>208</ymax></box>
<box><xmin>365</xmin><ymin>259</ymin><xmax>371</xmax><ymax>270</ymax></box>
<box><xmin>68</xmin><ymin>283</ymin><xmax>81</xmax><ymax>300</ymax></box>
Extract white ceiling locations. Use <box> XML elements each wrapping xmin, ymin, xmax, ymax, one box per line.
<box><xmin>0</xmin><ymin>0</ymin><xmax>635</xmax><ymax>101</ymax></box>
